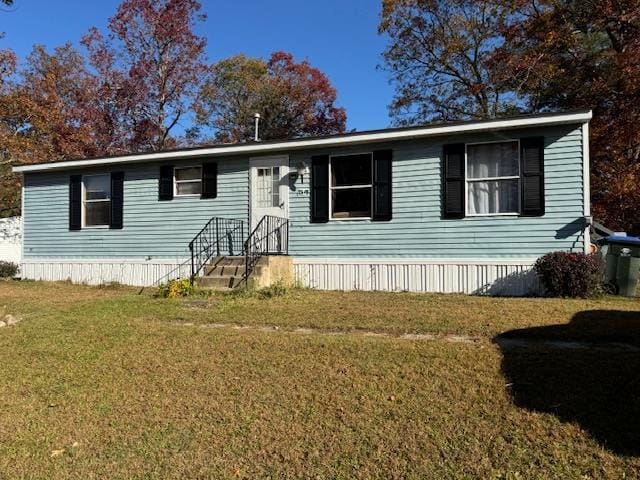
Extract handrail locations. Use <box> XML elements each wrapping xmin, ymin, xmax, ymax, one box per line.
<box><xmin>188</xmin><ymin>217</ymin><xmax>246</xmax><ymax>281</ymax></box>
<box><xmin>244</xmin><ymin>215</ymin><xmax>289</xmax><ymax>284</ymax></box>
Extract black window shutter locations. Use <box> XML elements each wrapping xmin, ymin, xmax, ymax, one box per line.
<box><xmin>159</xmin><ymin>165</ymin><xmax>174</xmax><ymax>201</ymax></box>
<box><xmin>520</xmin><ymin>137</ymin><xmax>545</xmax><ymax>217</ymax></box>
<box><xmin>110</xmin><ymin>171</ymin><xmax>124</xmax><ymax>229</ymax></box>
<box><xmin>69</xmin><ymin>175</ymin><xmax>82</xmax><ymax>230</ymax></box>
<box><xmin>372</xmin><ymin>149</ymin><xmax>392</xmax><ymax>221</ymax></box>
<box><xmin>201</xmin><ymin>162</ymin><xmax>218</xmax><ymax>199</ymax></box>
<box><xmin>311</xmin><ymin>155</ymin><xmax>329</xmax><ymax>223</ymax></box>
<box><xmin>442</xmin><ymin>143</ymin><xmax>466</xmax><ymax>219</ymax></box>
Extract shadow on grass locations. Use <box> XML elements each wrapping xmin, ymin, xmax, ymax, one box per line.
<box><xmin>495</xmin><ymin>310</ymin><xmax>640</xmax><ymax>456</ymax></box>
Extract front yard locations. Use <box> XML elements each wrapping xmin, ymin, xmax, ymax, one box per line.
<box><xmin>0</xmin><ymin>281</ymin><xmax>639</xmax><ymax>478</ymax></box>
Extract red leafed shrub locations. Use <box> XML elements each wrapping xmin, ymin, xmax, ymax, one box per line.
<box><xmin>534</xmin><ymin>252</ymin><xmax>604</xmax><ymax>298</ymax></box>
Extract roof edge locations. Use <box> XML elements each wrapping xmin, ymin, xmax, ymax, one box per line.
<box><xmin>13</xmin><ymin>110</ymin><xmax>592</xmax><ymax>173</ymax></box>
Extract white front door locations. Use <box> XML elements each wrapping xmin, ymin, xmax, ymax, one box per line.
<box><xmin>249</xmin><ymin>155</ymin><xmax>289</xmax><ymax>229</ymax></box>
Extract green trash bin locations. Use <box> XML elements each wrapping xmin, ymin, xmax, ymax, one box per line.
<box><xmin>602</xmin><ymin>235</ymin><xmax>640</xmax><ymax>296</ymax></box>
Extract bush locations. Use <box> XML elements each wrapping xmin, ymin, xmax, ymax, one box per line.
<box><xmin>0</xmin><ymin>261</ymin><xmax>18</xmax><ymax>279</ymax></box>
<box><xmin>157</xmin><ymin>278</ymin><xmax>198</xmax><ymax>298</ymax></box>
<box><xmin>534</xmin><ymin>252</ymin><xmax>603</xmax><ymax>298</ymax></box>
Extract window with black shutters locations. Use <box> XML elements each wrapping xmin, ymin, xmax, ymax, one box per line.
<box><xmin>329</xmin><ymin>153</ymin><xmax>373</xmax><ymax>219</ymax></box>
<box><xmin>83</xmin><ymin>174</ymin><xmax>111</xmax><ymax>227</ymax></box>
<box><xmin>174</xmin><ymin>166</ymin><xmax>202</xmax><ymax>196</ymax></box>
<box><xmin>466</xmin><ymin>141</ymin><xmax>520</xmax><ymax>215</ymax></box>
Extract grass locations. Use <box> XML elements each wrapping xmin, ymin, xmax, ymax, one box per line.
<box><xmin>0</xmin><ymin>280</ymin><xmax>639</xmax><ymax>478</ymax></box>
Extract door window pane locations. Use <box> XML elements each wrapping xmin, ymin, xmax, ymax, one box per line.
<box><xmin>468</xmin><ymin>179</ymin><xmax>519</xmax><ymax>214</ymax></box>
<box><xmin>272</xmin><ymin>167</ymin><xmax>280</xmax><ymax>207</ymax></box>
<box><xmin>256</xmin><ymin>167</ymin><xmax>281</xmax><ymax>208</ymax></box>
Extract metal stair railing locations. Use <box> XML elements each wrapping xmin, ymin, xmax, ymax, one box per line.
<box><xmin>188</xmin><ymin>217</ymin><xmax>246</xmax><ymax>281</ymax></box>
<box><xmin>243</xmin><ymin>215</ymin><xmax>289</xmax><ymax>284</ymax></box>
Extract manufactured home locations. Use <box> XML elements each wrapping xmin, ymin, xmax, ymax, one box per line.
<box><xmin>13</xmin><ymin>110</ymin><xmax>592</xmax><ymax>295</ymax></box>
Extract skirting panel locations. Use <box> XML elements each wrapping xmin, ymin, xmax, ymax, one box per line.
<box><xmin>21</xmin><ymin>259</ymin><xmax>189</xmax><ymax>287</ymax></box>
<box><xmin>293</xmin><ymin>258</ymin><xmax>541</xmax><ymax>296</ymax></box>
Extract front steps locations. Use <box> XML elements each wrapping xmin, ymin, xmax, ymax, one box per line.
<box><xmin>199</xmin><ymin>256</ymin><xmax>257</xmax><ymax>290</ymax></box>
<box><xmin>198</xmin><ymin>255</ymin><xmax>293</xmax><ymax>291</ymax></box>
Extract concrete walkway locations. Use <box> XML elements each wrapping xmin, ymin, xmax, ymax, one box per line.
<box><xmin>172</xmin><ymin>321</ymin><xmax>640</xmax><ymax>352</ymax></box>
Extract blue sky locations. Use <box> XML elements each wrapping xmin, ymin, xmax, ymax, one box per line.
<box><xmin>0</xmin><ymin>0</ymin><xmax>394</xmax><ymax>132</ymax></box>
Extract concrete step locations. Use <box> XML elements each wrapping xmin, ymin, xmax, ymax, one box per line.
<box><xmin>204</xmin><ymin>264</ymin><xmax>265</xmax><ymax>277</ymax></box>
<box><xmin>199</xmin><ymin>275</ymin><xmax>245</xmax><ymax>289</ymax></box>
<box><xmin>204</xmin><ymin>264</ymin><xmax>247</xmax><ymax>277</ymax></box>
<box><xmin>207</xmin><ymin>256</ymin><xmax>246</xmax><ymax>267</ymax></box>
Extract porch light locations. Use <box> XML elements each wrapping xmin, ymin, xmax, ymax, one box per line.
<box><xmin>297</xmin><ymin>161</ymin><xmax>310</xmax><ymax>183</ymax></box>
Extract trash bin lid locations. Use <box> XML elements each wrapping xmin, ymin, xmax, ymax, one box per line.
<box><xmin>603</xmin><ymin>235</ymin><xmax>640</xmax><ymax>246</ymax></box>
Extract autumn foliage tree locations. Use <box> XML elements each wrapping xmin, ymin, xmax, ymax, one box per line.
<box><xmin>197</xmin><ymin>51</ymin><xmax>346</xmax><ymax>142</ymax></box>
<box><xmin>493</xmin><ymin>0</ymin><xmax>640</xmax><ymax>234</ymax></box>
<box><xmin>0</xmin><ymin>44</ymin><xmax>99</xmax><ymax>216</ymax></box>
<box><xmin>0</xmin><ymin>36</ymin><xmax>17</xmax><ymax>216</ymax></box>
<box><xmin>380</xmin><ymin>0</ymin><xmax>640</xmax><ymax>234</ymax></box>
<box><xmin>82</xmin><ymin>0</ymin><xmax>207</xmax><ymax>151</ymax></box>
<box><xmin>379</xmin><ymin>0</ymin><xmax>519</xmax><ymax>123</ymax></box>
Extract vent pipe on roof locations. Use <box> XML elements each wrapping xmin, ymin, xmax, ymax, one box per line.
<box><xmin>253</xmin><ymin>113</ymin><xmax>261</xmax><ymax>142</ymax></box>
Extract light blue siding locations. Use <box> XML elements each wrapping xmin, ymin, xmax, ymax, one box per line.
<box><xmin>23</xmin><ymin>158</ymin><xmax>249</xmax><ymax>259</ymax></box>
<box><xmin>22</xmin><ymin>123</ymin><xmax>585</xmax><ymax>261</ymax></box>
<box><xmin>288</xmin><ymin>124</ymin><xmax>585</xmax><ymax>258</ymax></box>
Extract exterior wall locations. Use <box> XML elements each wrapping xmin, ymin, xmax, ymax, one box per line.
<box><xmin>22</xmin><ymin>158</ymin><xmax>249</xmax><ymax>262</ymax></box>
<box><xmin>288</xmin><ymin>124</ymin><xmax>586</xmax><ymax>259</ymax></box>
<box><xmin>0</xmin><ymin>216</ymin><xmax>22</xmax><ymax>265</ymax></box>
<box><xmin>20</xmin><ymin>123</ymin><xmax>586</xmax><ymax>293</ymax></box>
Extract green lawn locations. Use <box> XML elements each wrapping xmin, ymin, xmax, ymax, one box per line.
<box><xmin>0</xmin><ymin>281</ymin><xmax>639</xmax><ymax>478</ymax></box>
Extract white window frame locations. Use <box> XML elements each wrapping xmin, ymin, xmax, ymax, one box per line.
<box><xmin>82</xmin><ymin>173</ymin><xmax>111</xmax><ymax>229</ymax></box>
<box><xmin>173</xmin><ymin>165</ymin><xmax>202</xmax><ymax>198</ymax></box>
<box><xmin>329</xmin><ymin>152</ymin><xmax>374</xmax><ymax>221</ymax></box>
<box><xmin>465</xmin><ymin>139</ymin><xmax>521</xmax><ymax>217</ymax></box>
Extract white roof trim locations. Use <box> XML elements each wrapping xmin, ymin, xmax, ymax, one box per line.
<box><xmin>13</xmin><ymin>111</ymin><xmax>592</xmax><ymax>173</ymax></box>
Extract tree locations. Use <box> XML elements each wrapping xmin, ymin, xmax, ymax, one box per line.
<box><xmin>494</xmin><ymin>0</ymin><xmax>640</xmax><ymax>234</ymax></box>
<box><xmin>82</xmin><ymin>0</ymin><xmax>207</xmax><ymax>151</ymax></box>
<box><xmin>0</xmin><ymin>44</ymin><xmax>98</xmax><ymax>216</ymax></box>
<box><xmin>0</xmin><ymin>37</ymin><xmax>17</xmax><ymax>216</ymax></box>
<box><xmin>197</xmin><ymin>51</ymin><xmax>346</xmax><ymax>143</ymax></box>
<box><xmin>379</xmin><ymin>0</ymin><xmax>519</xmax><ymax>124</ymax></box>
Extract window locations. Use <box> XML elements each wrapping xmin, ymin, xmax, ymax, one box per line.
<box><xmin>466</xmin><ymin>141</ymin><xmax>520</xmax><ymax>215</ymax></box>
<box><xmin>174</xmin><ymin>166</ymin><xmax>202</xmax><ymax>196</ymax></box>
<box><xmin>330</xmin><ymin>153</ymin><xmax>372</xmax><ymax>219</ymax></box>
<box><xmin>256</xmin><ymin>166</ymin><xmax>280</xmax><ymax>208</ymax></box>
<box><xmin>83</xmin><ymin>174</ymin><xmax>111</xmax><ymax>227</ymax></box>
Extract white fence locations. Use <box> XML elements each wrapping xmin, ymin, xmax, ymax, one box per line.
<box><xmin>0</xmin><ymin>217</ymin><xmax>21</xmax><ymax>265</ymax></box>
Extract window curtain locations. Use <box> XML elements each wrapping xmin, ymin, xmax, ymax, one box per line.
<box><xmin>468</xmin><ymin>180</ymin><xmax>518</xmax><ymax>214</ymax></box>
<box><xmin>467</xmin><ymin>142</ymin><xmax>519</xmax><ymax>214</ymax></box>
